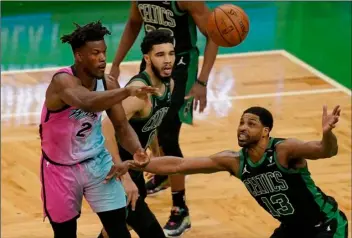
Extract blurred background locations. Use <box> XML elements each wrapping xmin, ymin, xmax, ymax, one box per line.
<box><xmin>2</xmin><ymin>1</ymin><xmax>351</xmax><ymax>88</ymax></box>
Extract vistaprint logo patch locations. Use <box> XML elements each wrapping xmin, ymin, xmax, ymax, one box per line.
<box><xmin>69</xmin><ymin>109</ymin><xmax>98</xmax><ymax>120</ymax></box>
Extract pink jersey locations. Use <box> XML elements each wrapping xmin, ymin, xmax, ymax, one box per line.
<box><xmin>40</xmin><ymin>67</ymin><xmax>107</xmax><ymax>165</ymax></box>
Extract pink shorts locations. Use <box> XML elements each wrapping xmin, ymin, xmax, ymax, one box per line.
<box><xmin>40</xmin><ymin>150</ymin><xmax>126</xmax><ymax>223</ymax></box>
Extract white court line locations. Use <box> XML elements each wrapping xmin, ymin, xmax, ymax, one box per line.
<box><xmin>280</xmin><ymin>50</ymin><xmax>351</xmax><ymax>96</ymax></box>
<box><xmin>1</xmin><ymin>50</ymin><xmax>284</xmax><ymax>75</ymax></box>
<box><xmin>0</xmin><ymin>88</ymin><xmax>343</xmax><ymax>119</ymax></box>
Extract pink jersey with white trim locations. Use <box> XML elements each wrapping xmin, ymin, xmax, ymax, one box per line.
<box><xmin>39</xmin><ymin>67</ymin><xmax>107</xmax><ymax>165</ymax></box>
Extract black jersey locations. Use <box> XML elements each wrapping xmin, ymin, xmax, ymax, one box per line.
<box><xmin>136</xmin><ymin>1</ymin><xmax>197</xmax><ymax>54</ymax></box>
<box><xmin>238</xmin><ymin>137</ymin><xmax>338</xmax><ymax>227</ymax></box>
<box><xmin>118</xmin><ymin>71</ymin><xmax>172</xmax><ymax>161</ymax></box>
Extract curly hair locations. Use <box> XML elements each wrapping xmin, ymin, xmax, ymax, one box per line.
<box><xmin>141</xmin><ymin>29</ymin><xmax>174</xmax><ymax>54</ymax></box>
<box><xmin>60</xmin><ymin>20</ymin><xmax>111</xmax><ymax>51</ymax></box>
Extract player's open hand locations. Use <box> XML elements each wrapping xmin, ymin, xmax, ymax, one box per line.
<box><xmin>322</xmin><ymin>105</ymin><xmax>341</xmax><ymax>134</ymax></box>
<box><xmin>121</xmin><ymin>174</ymin><xmax>139</xmax><ymax>211</ymax></box>
<box><xmin>185</xmin><ymin>81</ymin><xmax>207</xmax><ymax>113</ymax></box>
<box><xmin>104</xmin><ymin>161</ymin><xmax>130</xmax><ymax>183</ymax></box>
<box><xmin>128</xmin><ymin>86</ymin><xmax>159</xmax><ymax>97</ymax></box>
<box><xmin>127</xmin><ymin>86</ymin><xmax>160</xmax><ymax>106</ymax></box>
<box><xmin>133</xmin><ymin>148</ymin><xmax>150</xmax><ymax>168</ymax></box>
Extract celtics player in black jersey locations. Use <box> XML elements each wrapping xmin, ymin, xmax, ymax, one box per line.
<box><xmin>129</xmin><ymin>106</ymin><xmax>348</xmax><ymax>238</ymax></box>
<box><xmin>108</xmin><ymin>1</ymin><xmax>218</xmax><ymax>236</ymax></box>
<box><xmin>100</xmin><ymin>30</ymin><xmax>175</xmax><ymax>238</ymax></box>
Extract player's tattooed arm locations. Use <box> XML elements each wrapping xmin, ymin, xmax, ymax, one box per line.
<box><xmin>129</xmin><ymin>149</ymin><xmax>240</xmax><ymax>176</ymax></box>
<box><xmin>277</xmin><ymin>105</ymin><xmax>340</xmax><ymax>161</ymax></box>
<box><xmin>48</xmin><ymin>73</ymin><xmax>134</xmax><ymax>112</ymax></box>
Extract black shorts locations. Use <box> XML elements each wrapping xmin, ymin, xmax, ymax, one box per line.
<box><xmin>270</xmin><ymin>210</ymin><xmax>348</xmax><ymax>238</ymax></box>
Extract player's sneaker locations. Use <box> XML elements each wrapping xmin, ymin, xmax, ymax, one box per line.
<box><xmin>145</xmin><ymin>175</ymin><xmax>170</xmax><ymax>196</ymax></box>
<box><xmin>163</xmin><ymin>206</ymin><xmax>191</xmax><ymax>237</ymax></box>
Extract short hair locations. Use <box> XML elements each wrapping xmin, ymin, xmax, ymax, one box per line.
<box><xmin>60</xmin><ymin>20</ymin><xmax>111</xmax><ymax>51</ymax></box>
<box><xmin>243</xmin><ymin>107</ymin><xmax>274</xmax><ymax>131</ymax></box>
<box><xmin>140</xmin><ymin>29</ymin><xmax>174</xmax><ymax>54</ymax></box>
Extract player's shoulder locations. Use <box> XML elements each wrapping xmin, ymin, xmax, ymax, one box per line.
<box><xmin>126</xmin><ymin>78</ymin><xmax>149</xmax><ymax>88</ymax></box>
<box><xmin>126</xmin><ymin>72</ymin><xmax>150</xmax><ymax>87</ymax></box>
<box><xmin>214</xmin><ymin>150</ymin><xmax>241</xmax><ymax>177</ymax></box>
<box><xmin>51</xmin><ymin>67</ymin><xmax>80</xmax><ymax>88</ymax></box>
<box><xmin>274</xmin><ymin>137</ymin><xmax>297</xmax><ymax>151</ymax></box>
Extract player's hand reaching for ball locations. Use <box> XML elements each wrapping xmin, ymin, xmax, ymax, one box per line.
<box><xmin>133</xmin><ymin>148</ymin><xmax>150</xmax><ymax>168</ymax></box>
<box><xmin>322</xmin><ymin>105</ymin><xmax>341</xmax><ymax>134</ymax></box>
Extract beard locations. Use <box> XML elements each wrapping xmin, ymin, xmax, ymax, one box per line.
<box><xmin>84</xmin><ymin>66</ymin><xmax>103</xmax><ymax>79</ymax></box>
<box><xmin>151</xmin><ymin>61</ymin><xmax>171</xmax><ymax>84</ymax></box>
<box><xmin>237</xmin><ymin>136</ymin><xmax>260</xmax><ymax>148</ymax></box>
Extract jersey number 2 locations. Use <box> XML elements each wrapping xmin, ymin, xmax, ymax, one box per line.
<box><xmin>261</xmin><ymin>193</ymin><xmax>295</xmax><ymax>217</ymax></box>
<box><xmin>76</xmin><ymin>122</ymin><xmax>92</xmax><ymax>138</ymax></box>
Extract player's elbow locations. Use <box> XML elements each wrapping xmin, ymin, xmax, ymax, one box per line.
<box><xmin>327</xmin><ymin>145</ymin><xmax>338</xmax><ymax>158</ymax></box>
<box><xmin>80</xmin><ymin>101</ymin><xmax>100</xmax><ymax>112</ymax></box>
<box><xmin>319</xmin><ymin>146</ymin><xmax>338</xmax><ymax>159</ymax></box>
<box><xmin>80</xmin><ymin>102</ymin><xmax>93</xmax><ymax>112</ymax></box>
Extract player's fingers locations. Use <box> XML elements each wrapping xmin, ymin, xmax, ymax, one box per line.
<box><xmin>131</xmin><ymin>193</ymin><xmax>139</xmax><ymax>211</ymax></box>
<box><xmin>184</xmin><ymin>95</ymin><xmax>192</xmax><ymax>100</ymax></box>
<box><xmin>194</xmin><ymin>98</ymin><xmax>199</xmax><ymax>112</ymax></box>
<box><xmin>126</xmin><ymin>191</ymin><xmax>132</xmax><ymax>207</ymax></box>
<box><xmin>199</xmin><ymin>98</ymin><xmax>207</xmax><ymax>113</ymax></box>
<box><xmin>333</xmin><ymin>105</ymin><xmax>341</xmax><ymax>115</ymax></box>
<box><xmin>322</xmin><ymin>105</ymin><xmax>327</xmax><ymax>117</ymax></box>
<box><xmin>104</xmin><ymin>167</ymin><xmax>115</xmax><ymax>183</ymax></box>
<box><xmin>334</xmin><ymin>116</ymin><xmax>339</xmax><ymax>123</ymax></box>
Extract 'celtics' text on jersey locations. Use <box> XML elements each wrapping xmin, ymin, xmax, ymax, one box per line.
<box><xmin>238</xmin><ymin>137</ymin><xmax>338</xmax><ymax>226</ymax></box>
<box><xmin>136</xmin><ymin>1</ymin><xmax>197</xmax><ymax>54</ymax></box>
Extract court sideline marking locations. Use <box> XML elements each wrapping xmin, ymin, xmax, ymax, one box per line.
<box><xmin>1</xmin><ymin>49</ymin><xmax>350</xmax><ymax>120</ymax></box>
<box><xmin>2</xmin><ymin>49</ymin><xmax>350</xmax><ymax>97</ymax></box>
<box><xmin>1</xmin><ymin>50</ymin><xmax>283</xmax><ymax>75</ymax></box>
<box><xmin>280</xmin><ymin>50</ymin><xmax>351</xmax><ymax>96</ymax></box>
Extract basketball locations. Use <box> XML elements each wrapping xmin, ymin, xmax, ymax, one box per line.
<box><xmin>206</xmin><ymin>4</ymin><xmax>249</xmax><ymax>47</ymax></box>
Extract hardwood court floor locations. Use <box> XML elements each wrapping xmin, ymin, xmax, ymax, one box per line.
<box><xmin>1</xmin><ymin>50</ymin><xmax>351</xmax><ymax>238</ymax></box>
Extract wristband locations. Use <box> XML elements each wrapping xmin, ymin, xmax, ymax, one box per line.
<box><xmin>196</xmin><ymin>79</ymin><xmax>207</xmax><ymax>87</ymax></box>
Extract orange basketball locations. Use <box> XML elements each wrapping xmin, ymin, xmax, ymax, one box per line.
<box><xmin>206</xmin><ymin>4</ymin><xmax>249</xmax><ymax>47</ymax></box>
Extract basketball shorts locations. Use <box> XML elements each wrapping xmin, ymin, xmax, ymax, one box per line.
<box><xmin>139</xmin><ymin>47</ymin><xmax>199</xmax><ymax>125</ymax></box>
<box><xmin>270</xmin><ymin>210</ymin><xmax>348</xmax><ymax>238</ymax></box>
<box><xmin>40</xmin><ymin>149</ymin><xmax>127</xmax><ymax>223</ymax></box>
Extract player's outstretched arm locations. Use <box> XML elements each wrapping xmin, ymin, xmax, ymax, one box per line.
<box><xmin>50</xmin><ymin>73</ymin><xmax>133</xmax><ymax>112</ymax></box>
<box><xmin>110</xmin><ymin>1</ymin><xmax>143</xmax><ymax>78</ymax></box>
<box><xmin>279</xmin><ymin>105</ymin><xmax>340</xmax><ymax>160</ymax></box>
<box><xmin>51</xmin><ymin>73</ymin><xmax>155</xmax><ymax>112</ymax></box>
<box><xmin>130</xmin><ymin>150</ymin><xmax>240</xmax><ymax>176</ymax></box>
